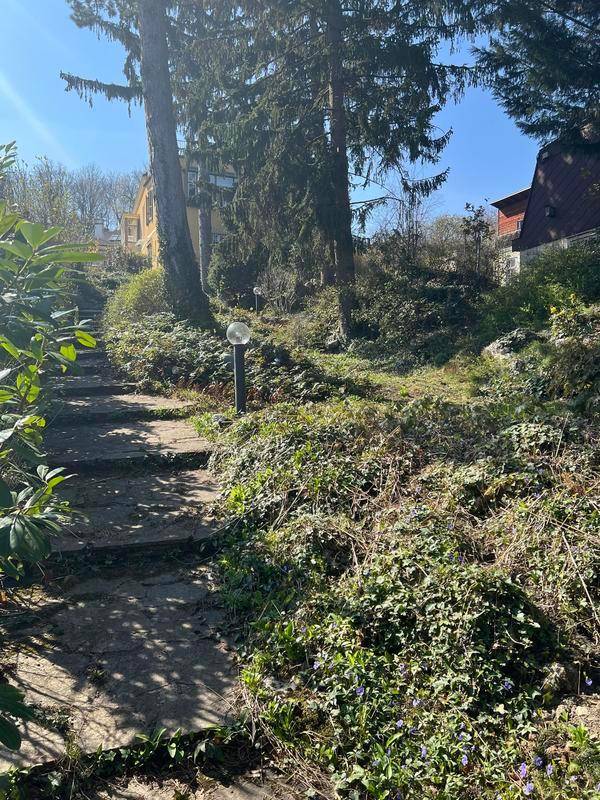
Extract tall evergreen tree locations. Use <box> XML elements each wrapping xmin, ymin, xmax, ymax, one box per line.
<box><xmin>198</xmin><ymin>0</ymin><xmax>481</xmax><ymax>336</ymax></box>
<box><xmin>476</xmin><ymin>1</ymin><xmax>600</xmax><ymax>149</ymax></box>
<box><xmin>62</xmin><ymin>0</ymin><xmax>213</xmax><ymax>325</ymax></box>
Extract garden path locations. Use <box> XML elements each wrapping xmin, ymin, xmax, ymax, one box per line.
<box><xmin>0</xmin><ymin>343</ymin><xmax>272</xmax><ymax>797</ymax></box>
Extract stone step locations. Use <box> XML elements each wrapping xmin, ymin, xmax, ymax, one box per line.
<box><xmin>76</xmin><ymin>347</ymin><xmax>105</xmax><ymax>361</ymax></box>
<box><xmin>0</xmin><ymin>563</ymin><xmax>236</xmax><ymax>770</ymax></box>
<box><xmin>60</xmin><ymin>375</ymin><xmax>136</xmax><ymax>398</ymax></box>
<box><xmin>94</xmin><ymin>774</ymin><xmax>282</xmax><ymax>799</ymax></box>
<box><xmin>55</xmin><ymin>469</ymin><xmax>219</xmax><ymax>553</ymax></box>
<box><xmin>55</xmin><ymin>393</ymin><xmax>194</xmax><ymax>426</ymax></box>
<box><xmin>46</xmin><ymin>418</ymin><xmax>211</xmax><ymax>473</ymax></box>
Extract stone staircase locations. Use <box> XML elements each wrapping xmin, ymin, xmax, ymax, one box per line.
<box><xmin>0</xmin><ymin>340</ymin><xmax>241</xmax><ymax>781</ymax></box>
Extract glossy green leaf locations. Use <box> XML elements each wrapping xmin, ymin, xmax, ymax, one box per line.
<box><xmin>0</xmin><ymin>479</ymin><xmax>12</xmax><ymax>509</ymax></box>
<box><xmin>1</xmin><ymin>240</ymin><xmax>33</xmax><ymax>260</ymax></box>
<box><xmin>0</xmin><ymin>715</ymin><xmax>21</xmax><ymax>750</ymax></box>
<box><xmin>17</xmin><ymin>222</ymin><xmax>61</xmax><ymax>249</ymax></box>
<box><xmin>75</xmin><ymin>330</ymin><xmax>97</xmax><ymax>348</ymax></box>
<box><xmin>60</xmin><ymin>344</ymin><xmax>77</xmax><ymax>362</ymax></box>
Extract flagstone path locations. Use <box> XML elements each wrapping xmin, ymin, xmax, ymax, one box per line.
<box><xmin>0</xmin><ymin>342</ymin><xmax>262</xmax><ymax>795</ymax></box>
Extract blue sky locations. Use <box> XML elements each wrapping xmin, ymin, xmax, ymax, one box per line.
<box><xmin>0</xmin><ymin>0</ymin><xmax>539</xmax><ymax>217</ymax></box>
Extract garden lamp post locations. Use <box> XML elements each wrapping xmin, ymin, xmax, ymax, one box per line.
<box><xmin>226</xmin><ymin>322</ymin><xmax>251</xmax><ymax>414</ymax></box>
<box><xmin>253</xmin><ymin>286</ymin><xmax>262</xmax><ymax>313</ymax></box>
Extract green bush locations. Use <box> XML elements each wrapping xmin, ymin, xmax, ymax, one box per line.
<box><xmin>477</xmin><ymin>301</ymin><xmax>600</xmax><ymax>410</ymax></box>
<box><xmin>103</xmin><ymin>267</ymin><xmax>169</xmax><ymax>328</ymax></box>
<box><xmin>352</xmin><ymin>251</ymin><xmax>490</xmax><ymax>368</ymax></box>
<box><xmin>208</xmin><ymin>240</ymin><xmax>263</xmax><ymax>307</ymax></box>
<box><xmin>286</xmin><ymin>286</ymin><xmax>340</xmax><ymax>350</ymax></box>
<box><xmin>0</xmin><ymin>141</ymin><xmax>98</xmax><ymax>752</ymax></box>
<box><xmin>479</xmin><ymin>242</ymin><xmax>600</xmax><ymax>341</ymax></box>
<box><xmin>105</xmin><ymin>312</ymin><xmax>370</xmax><ymax>403</ymax></box>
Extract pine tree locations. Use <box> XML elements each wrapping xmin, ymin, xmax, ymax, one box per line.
<box><xmin>476</xmin><ymin>1</ymin><xmax>600</xmax><ymax>149</ymax></box>
<box><xmin>62</xmin><ymin>0</ymin><xmax>213</xmax><ymax>325</ymax></box>
<box><xmin>198</xmin><ymin>0</ymin><xmax>481</xmax><ymax>336</ymax></box>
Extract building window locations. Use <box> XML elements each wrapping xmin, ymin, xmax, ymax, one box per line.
<box><xmin>209</xmin><ymin>173</ymin><xmax>236</xmax><ymax>189</ymax></box>
<box><xmin>187</xmin><ymin>169</ymin><xmax>198</xmax><ymax>199</ymax></box>
<box><xmin>145</xmin><ymin>190</ymin><xmax>154</xmax><ymax>225</ymax></box>
<box><xmin>127</xmin><ymin>219</ymin><xmax>139</xmax><ymax>242</ymax></box>
<box><xmin>516</xmin><ymin>218</ymin><xmax>523</xmax><ymax>233</ymax></box>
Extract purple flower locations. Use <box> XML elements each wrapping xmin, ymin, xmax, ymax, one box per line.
<box><xmin>313</xmin><ymin>660</ymin><xmax>320</xmax><ymax>670</ymax></box>
<box><xmin>412</xmin><ymin>698</ymin><xmax>421</xmax><ymax>707</ymax></box>
<box><xmin>356</xmin><ymin>686</ymin><xmax>365</xmax><ymax>696</ymax></box>
<box><xmin>523</xmin><ymin>782</ymin><xmax>534</xmax><ymax>796</ymax></box>
<box><xmin>585</xmin><ymin>677</ymin><xmax>593</xmax><ymax>687</ymax></box>
<box><xmin>534</xmin><ymin>756</ymin><xmax>543</xmax><ymax>768</ymax></box>
<box><xmin>461</xmin><ymin>754</ymin><xmax>469</xmax><ymax>766</ymax></box>
<box><xmin>458</xmin><ymin>732</ymin><xmax>465</xmax><ymax>741</ymax></box>
<box><xmin>420</xmin><ymin>746</ymin><xmax>427</xmax><ymax>758</ymax></box>
<box><xmin>386</xmin><ymin>747</ymin><xmax>391</xmax><ymax>757</ymax></box>
<box><xmin>396</xmin><ymin>719</ymin><xmax>404</xmax><ymax>729</ymax></box>
<box><xmin>503</xmin><ymin>679</ymin><xmax>513</xmax><ymax>691</ymax></box>
<box><xmin>519</xmin><ymin>763</ymin><xmax>527</xmax><ymax>779</ymax></box>
<box><xmin>409</xmin><ymin>726</ymin><xmax>419</xmax><ymax>735</ymax></box>
<box><xmin>546</xmin><ymin>764</ymin><xmax>553</xmax><ymax>777</ymax></box>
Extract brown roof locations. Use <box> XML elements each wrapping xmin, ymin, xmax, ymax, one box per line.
<box><xmin>490</xmin><ymin>188</ymin><xmax>530</xmax><ymax>210</ymax></box>
<box><xmin>516</xmin><ymin>144</ymin><xmax>600</xmax><ymax>251</ymax></box>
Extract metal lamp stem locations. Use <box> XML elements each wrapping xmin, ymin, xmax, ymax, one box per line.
<box><xmin>233</xmin><ymin>343</ymin><xmax>246</xmax><ymax>414</ymax></box>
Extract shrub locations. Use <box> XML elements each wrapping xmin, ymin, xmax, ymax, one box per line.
<box><xmin>208</xmin><ymin>240</ymin><xmax>263</xmax><ymax>307</ymax></box>
<box><xmin>478</xmin><ymin>301</ymin><xmax>600</xmax><ymax>409</ymax></box>
<box><xmin>0</xmin><ymin>141</ymin><xmax>98</xmax><ymax>752</ymax></box>
<box><xmin>352</xmin><ymin>251</ymin><xmax>490</xmax><ymax>368</ymax></box>
<box><xmin>479</xmin><ymin>242</ymin><xmax>600</xmax><ymax>341</ymax></box>
<box><xmin>287</xmin><ymin>286</ymin><xmax>340</xmax><ymax>350</ymax></box>
<box><xmin>104</xmin><ymin>313</ymin><xmax>370</xmax><ymax>403</ymax></box>
<box><xmin>103</xmin><ymin>267</ymin><xmax>169</xmax><ymax>328</ymax></box>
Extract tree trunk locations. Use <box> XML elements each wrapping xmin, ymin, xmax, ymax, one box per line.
<box><xmin>321</xmin><ymin>238</ymin><xmax>336</xmax><ymax>287</ymax></box>
<box><xmin>198</xmin><ymin>154</ymin><xmax>212</xmax><ymax>291</ymax></box>
<box><xmin>325</xmin><ymin>0</ymin><xmax>355</xmax><ymax>339</ymax></box>
<box><xmin>137</xmin><ymin>0</ymin><xmax>212</xmax><ymax>325</ymax></box>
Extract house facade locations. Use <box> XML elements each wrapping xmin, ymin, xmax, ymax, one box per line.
<box><xmin>490</xmin><ymin>187</ymin><xmax>530</xmax><ymax>278</ymax></box>
<box><xmin>491</xmin><ymin>143</ymin><xmax>600</xmax><ymax>277</ymax></box>
<box><xmin>120</xmin><ymin>161</ymin><xmax>235</xmax><ymax>268</ymax></box>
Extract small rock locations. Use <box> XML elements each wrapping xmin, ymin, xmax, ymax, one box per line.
<box><xmin>483</xmin><ymin>328</ymin><xmax>545</xmax><ymax>360</ymax></box>
<box><xmin>542</xmin><ymin>662</ymin><xmax>580</xmax><ymax>694</ymax></box>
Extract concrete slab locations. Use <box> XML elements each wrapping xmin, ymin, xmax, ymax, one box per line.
<box><xmin>56</xmin><ymin>393</ymin><xmax>194</xmax><ymax>425</ymax></box>
<box><xmin>92</xmin><ymin>775</ymin><xmax>285</xmax><ymax>799</ymax></box>
<box><xmin>0</xmin><ymin>568</ymin><xmax>236</xmax><ymax>770</ymax></box>
<box><xmin>46</xmin><ymin>419</ymin><xmax>211</xmax><ymax>470</ymax></box>
<box><xmin>55</xmin><ymin>470</ymin><xmax>220</xmax><ymax>552</ymax></box>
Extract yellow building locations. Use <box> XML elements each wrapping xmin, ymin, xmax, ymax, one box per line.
<box><xmin>120</xmin><ymin>162</ymin><xmax>235</xmax><ymax>268</ymax></box>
